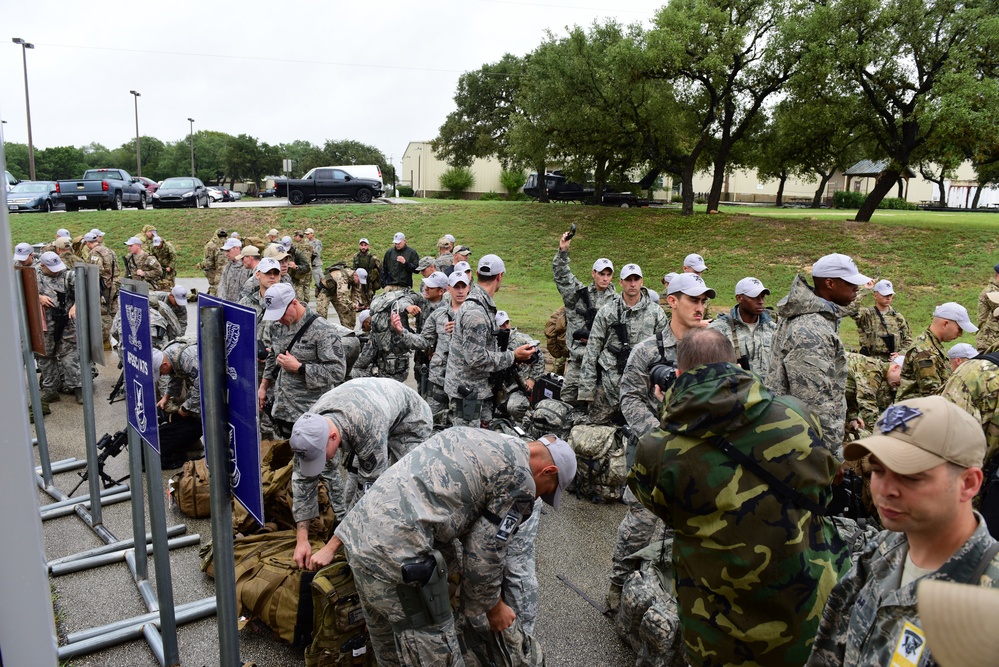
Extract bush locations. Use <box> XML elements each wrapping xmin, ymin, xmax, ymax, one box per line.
<box><xmin>479</xmin><ymin>191</ymin><xmax>505</xmax><ymax>201</ymax></box>
<box><xmin>833</xmin><ymin>191</ymin><xmax>867</xmax><ymax>208</ymax></box>
<box><xmin>439</xmin><ymin>166</ymin><xmax>475</xmax><ymax>197</ymax></box>
<box><xmin>879</xmin><ymin>197</ymin><xmax>917</xmax><ymax>210</ymax></box>
<box><xmin>671</xmin><ymin>194</ymin><xmax>683</xmax><ymax>203</ymax></box>
<box><xmin>499</xmin><ymin>168</ymin><xmax>527</xmax><ymax>197</ymax></box>
<box><xmin>695</xmin><ymin>196</ymin><xmax>707</xmax><ymax>205</ymax></box>
<box><xmin>398</xmin><ymin>185</ymin><xmax>414</xmax><ymax>197</ymax></box>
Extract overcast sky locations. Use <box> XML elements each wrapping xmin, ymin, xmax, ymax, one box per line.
<box><xmin>0</xmin><ymin>0</ymin><xmax>662</xmax><ymax>172</ymax></box>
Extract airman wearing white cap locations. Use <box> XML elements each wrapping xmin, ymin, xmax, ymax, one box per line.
<box><xmin>682</xmin><ymin>253</ymin><xmax>707</xmax><ymax>274</ymax></box>
<box><xmin>851</xmin><ymin>278</ymin><xmax>913</xmax><ymax>361</ymax></box>
<box><xmin>708</xmin><ymin>277</ymin><xmax>777</xmax><ymax>376</ymax></box>
<box><xmin>13</xmin><ymin>242</ymin><xmax>34</xmax><ymax>266</ymax></box>
<box><xmin>898</xmin><ymin>302</ymin><xmax>977</xmax><ymax>400</ymax></box>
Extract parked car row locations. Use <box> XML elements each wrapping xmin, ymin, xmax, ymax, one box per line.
<box><xmin>8</xmin><ymin>181</ymin><xmax>64</xmax><ymax>213</ymax></box>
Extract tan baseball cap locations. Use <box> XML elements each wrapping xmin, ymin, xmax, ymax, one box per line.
<box><xmin>918</xmin><ymin>579</ymin><xmax>999</xmax><ymax>667</ymax></box>
<box><xmin>843</xmin><ymin>396</ymin><xmax>986</xmax><ymax>474</ymax></box>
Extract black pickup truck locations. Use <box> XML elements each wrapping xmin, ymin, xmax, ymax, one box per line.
<box><xmin>56</xmin><ymin>168</ymin><xmax>148</xmax><ymax>211</ymax></box>
<box><xmin>275</xmin><ymin>167</ymin><xmax>384</xmax><ymax>205</ymax></box>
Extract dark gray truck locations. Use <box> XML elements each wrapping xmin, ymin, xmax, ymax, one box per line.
<box><xmin>56</xmin><ymin>168</ymin><xmax>148</xmax><ymax>212</ymax></box>
<box><xmin>275</xmin><ymin>167</ymin><xmax>384</xmax><ymax>205</ymax></box>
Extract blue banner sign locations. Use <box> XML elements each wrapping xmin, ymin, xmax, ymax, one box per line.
<box><xmin>120</xmin><ymin>289</ymin><xmax>160</xmax><ymax>453</ymax></box>
<box><xmin>197</xmin><ymin>294</ymin><xmax>264</xmax><ymax>526</ymax></box>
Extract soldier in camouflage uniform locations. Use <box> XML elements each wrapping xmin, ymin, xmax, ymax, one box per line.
<box><xmin>287</xmin><ymin>379</ymin><xmax>433</xmax><ymax>570</ymax></box>
<box><xmin>149</xmin><ymin>288</ymin><xmax>187</xmax><ymax>342</ymax></box>
<box><xmin>304</xmin><ymin>228</ymin><xmax>323</xmax><ymax>290</ymax></box>
<box><xmin>544</xmin><ymin>305</ymin><xmax>567</xmax><ymax>375</ymax></box>
<box><xmin>493</xmin><ymin>311</ymin><xmax>546</xmax><ymax>423</ymax></box>
<box><xmin>445</xmin><ymin>255</ymin><xmax>538</xmax><ymax>427</ymax></box>
<box><xmin>258</xmin><ymin>283</ymin><xmax>346</xmax><ymax>438</ymax></box>
<box><xmin>288</xmin><ymin>232</ymin><xmax>316</xmax><ymax>305</ymax></box>
<box><xmin>334</xmin><ymin>428</ymin><xmax>575</xmax><ymax>666</ymax></box>
<box><xmin>941</xmin><ymin>356</ymin><xmax>999</xmax><ymax>474</ymax></box>
<box><xmin>139</xmin><ymin>224</ymin><xmax>157</xmax><ymax>254</ymax></box>
<box><xmin>352</xmin><ymin>288</ymin><xmax>425</xmax><ymax>382</ymax></box>
<box><xmin>122</xmin><ymin>236</ymin><xmax>164</xmax><ymax>290</ymax></box>
<box><xmin>434</xmin><ymin>236</ymin><xmax>454</xmax><ymax>272</ymax></box>
<box><xmin>807</xmin><ymin>396</ymin><xmax>999</xmax><ymax>667</ymax></box>
<box><xmin>352</xmin><ymin>238</ymin><xmax>381</xmax><ymax>295</ymax></box>
<box><xmin>83</xmin><ymin>233</ymin><xmax>121</xmax><ymax>346</ymax></box>
<box><xmin>316</xmin><ymin>262</ymin><xmax>358</xmax><ymax>326</ymax></box>
<box><xmin>608</xmin><ymin>274</ymin><xmax>715</xmax><ymax>610</ymax></box>
<box><xmin>151</xmin><ymin>235</ymin><xmax>178</xmax><ymax>291</ymax></box>
<box><xmin>215</xmin><ymin>239</ymin><xmax>248</xmax><ymax>301</ymax></box>
<box><xmin>35</xmin><ymin>252</ymin><xmax>82</xmax><ymax>403</ymax></box>
<box><xmin>849</xmin><ymin>279</ymin><xmax>912</xmax><ymax>360</ymax></box>
<box><xmin>630</xmin><ymin>329</ymin><xmax>850</xmax><ymax>667</ymax></box>
<box><xmin>199</xmin><ymin>228</ymin><xmax>227</xmax><ymax>296</ymax></box>
<box><xmin>239</xmin><ymin>258</ymin><xmax>283</xmax><ymax>440</ymax></box>
<box><xmin>767</xmin><ymin>254</ymin><xmax>872</xmax><ymax>457</ymax></box>
<box><xmin>845</xmin><ymin>352</ymin><xmax>902</xmax><ymax>438</ymax></box>
<box><xmin>552</xmin><ymin>231</ymin><xmax>616</xmax><ymax>404</ymax></box>
<box><xmin>578</xmin><ymin>263</ymin><xmax>668</xmax><ymax>425</ymax></box>
<box><xmin>898</xmin><ymin>302</ymin><xmax>976</xmax><ymax>400</ymax></box>
<box><xmin>976</xmin><ymin>263</ymin><xmax>999</xmax><ymax>352</ymax></box>
<box><xmin>707</xmin><ymin>276</ymin><xmax>777</xmax><ymax>377</ymax></box>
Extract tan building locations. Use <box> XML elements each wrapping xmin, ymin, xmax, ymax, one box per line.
<box><xmin>400</xmin><ymin>141</ymin><xmax>506</xmax><ymax>197</ymax></box>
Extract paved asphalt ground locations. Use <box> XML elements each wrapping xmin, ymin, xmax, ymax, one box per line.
<box><xmin>32</xmin><ymin>277</ymin><xmax>636</xmax><ymax>666</ymax></box>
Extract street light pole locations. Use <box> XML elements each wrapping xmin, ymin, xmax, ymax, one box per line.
<box><xmin>187</xmin><ymin>118</ymin><xmax>195</xmax><ymax>177</ymax></box>
<box><xmin>129</xmin><ymin>90</ymin><xmax>141</xmax><ymax>177</ymax></box>
<box><xmin>12</xmin><ymin>38</ymin><xmax>36</xmax><ymax>181</ymax></box>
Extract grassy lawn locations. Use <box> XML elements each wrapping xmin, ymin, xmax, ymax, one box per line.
<box><xmin>11</xmin><ymin>202</ymin><xmax>996</xmax><ymax>349</ymax></box>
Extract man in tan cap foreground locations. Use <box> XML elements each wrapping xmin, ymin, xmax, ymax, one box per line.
<box><xmin>807</xmin><ymin>396</ymin><xmax>999</xmax><ymax>667</ymax></box>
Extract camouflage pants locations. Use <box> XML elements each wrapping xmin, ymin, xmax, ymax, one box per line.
<box><xmin>429</xmin><ymin>383</ymin><xmax>451</xmax><ymax>428</ymax></box>
<box><xmin>293</xmin><ymin>281</ymin><xmax>309</xmax><ymax>307</ymax></box>
<box><xmin>315</xmin><ymin>290</ymin><xmax>331</xmax><ymax>320</ymax></box>
<box><xmin>462</xmin><ymin>615</ymin><xmax>544</xmax><ymax>667</ymax></box>
<box><xmin>40</xmin><ymin>325</ymin><xmax>81</xmax><ymax>392</ymax></box>
<box><xmin>101</xmin><ymin>297</ymin><xmax>118</xmax><ymax>347</ymax></box>
<box><xmin>561</xmin><ymin>356</ymin><xmax>582</xmax><ymax>404</ymax></box>
<box><xmin>350</xmin><ymin>564</ymin><xmax>464</xmax><ymax>667</ymax></box>
<box><xmin>504</xmin><ymin>498</ymin><xmax>542</xmax><ymax>636</ymax></box>
<box><xmin>450</xmin><ymin>398</ymin><xmax>494</xmax><ymax>428</ymax></box>
<box><xmin>588</xmin><ymin>382</ymin><xmax>622</xmax><ymax>426</ymax></box>
<box><xmin>550</xmin><ymin>356</ymin><xmax>566</xmax><ymax>376</ymax></box>
<box><xmin>610</xmin><ymin>488</ymin><xmax>665</xmax><ymax>588</ymax></box>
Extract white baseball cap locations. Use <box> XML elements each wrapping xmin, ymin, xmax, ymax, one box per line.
<box><xmin>683</xmin><ymin>253</ymin><xmax>707</xmax><ymax>272</ymax></box>
<box><xmin>359</xmin><ymin>238</ymin><xmax>369</xmax><ymax>245</ymax></box>
<box><xmin>495</xmin><ymin>310</ymin><xmax>511</xmax><ymax>327</ymax></box>
<box><xmin>280</xmin><ymin>236</ymin><xmax>293</xmax><ymax>251</ymax></box>
<box><xmin>449</xmin><ymin>271</ymin><xmax>470</xmax><ymax>287</ymax></box>
<box><xmin>592</xmin><ymin>258</ymin><xmax>613</xmax><ymax>273</ymax></box>
<box><xmin>56</xmin><ymin>228</ymin><xmax>71</xmax><ymax>238</ymax></box>
<box><xmin>539</xmin><ymin>435</ymin><xmax>577</xmax><ymax>509</ymax></box>
<box><xmin>170</xmin><ymin>285</ymin><xmax>189</xmax><ymax>305</ymax></box>
<box><xmin>262</xmin><ymin>283</ymin><xmax>297</xmax><ymax>320</ymax></box>
<box><xmin>256</xmin><ymin>257</ymin><xmax>281</xmax><ymax>274</ymax></box>
<box><xmin>444</xmin><ymin>234</ymin><xmax>455</xmax><ymax>244</ymax></box>
<box><xmin>230</xmin><ymin>231</ymin><xmax>241</xmax><ymax>238</ymax></box>
<box><xmin>662</xmin><ymin>272</ymin><xmax>679</xmax><ymax>286</ymax></box>
<box><xmin>222</xmin><ymin>238</ymin><xmax>242</xmax><ymax>251</ymax></box>
<box><xmin>423</xmin><ymin>271</ymin><xmax>448</xmax><ymax>289</ymax></box>
<box><xmin>812</xmin><ymin>253</ymin><xmax>871</xmax><ymax>285</ymax></box>
<box><xmin>873</xmin><ymin>279</ymin><xmax>895</xmax><ymax>296</ymax></box>
<box><xmin>90</xmin><ymin>228</ymin><xmax>106</xmax><ymax>237</ymax></box>
<box><xmin>124</xmin><ymin>236</ymin><xmax>143</xmax><ymax>246</ymax></box>
<box><xmin>934</xmin><ymin>302</ymin><xmax>978</xmax><ymax>333</ymax></box>
<box><xmin>153</xmin><ymin>236</ymin><xmax>163</xmax><ymax>247</ymax></box>
<box><xmin>393</xmin><ymin>232</ymin><xmax>406</xmax><ymax>244</ymax></box>
<box><xmin>620</xmin><ymin>263</ymin><xmax>642</xmax><ymax>279</ymax></box>
<box><xmin>453</xmin><ymin>261</ymin><xmax>472</xmax><ymax>274</ymax></box>
<box><xmin>735</xmin><ymin>277</ymin><xmax>770</xmax><ymax>298</ymax></box>
<box><xmin>13</xmin><ymin>242</ymin><xmax>33</xmax><ymax>262</ymax></box>
<box><xmin>667</xmin><ymin>273</ymin><xmax>716</xmax><ymax>298</ymax></box>
<box><xmin>39</xmin><ymin>251</ymin><xmax>66</xmax><ymax>273</ymax></box>
<box><xmin>83</xmin><ymin>232</ymin><xmax>99</xmax><ymax>243</ymax></box>
<box><xmin>355</xmin><ymin>267</ymin><xmax>368</xmax><ymax>284</ymax></box>
<box><xmin>478</xmin><ymin>254</ymin><xmax>506</xmax><ymax>276</ymax></box>
<box><xmin>358</xmin><ymin>309</ymin><xmax>371</xmax><ymax>327</ymax></box>
<box><xmin>948</xmin><ymin>343</ymin><xmax>978</xmax><ymax>360</ymax></box>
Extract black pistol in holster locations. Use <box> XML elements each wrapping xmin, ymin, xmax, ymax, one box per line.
<box><xmin>457</xmin><ymin>383</ymin><xmax>482</xmax><ymax>423</ymax></box>
<box><xmin>394</xmin><ymin>550</ymin><xmax>450</xmax><ymax>631</ymax></box>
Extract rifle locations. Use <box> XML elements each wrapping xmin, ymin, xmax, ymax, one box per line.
<box><xmin>69</xmin><ymin>429</ymin><xmax>129</xmax><ymax>496</ymax></box>
<box><xmin>109</xmin><ymin>359</ymin><xmax>125</xmax><ymax>404</ymax></box>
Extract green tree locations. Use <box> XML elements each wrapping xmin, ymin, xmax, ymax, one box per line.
<box><xmin>191</xmin><ymin>130</ymin><xmax>233</xmax><ymax>185</ymax></box>
<box><xmin>801</xmin><ymin>0</ymin><xmax>999</xmax><ymax>222</ymax></box>
<box><xmin>3</xmin><ymin>142</ymin><xmax>30</xmax><ymax>180</ymax></box>
<box><xmin>499</xmin><ymin>168</ymin><xmax>527</xmax><ymax>197</ymax></box>
<box><xmin>439</xmin><ymin>165</ymin><xmax>475</xmax><ymax>197</ymax></box>
<box><xmin>34</xmin><ymin>146</ymin><xmax>89</xmax><ymax>180</ymax></box>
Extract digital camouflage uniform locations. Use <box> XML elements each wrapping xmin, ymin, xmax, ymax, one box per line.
<box><xmin>897</xmin><ymin>327</ymin><xmax>950</xmax><ymax>400</ymax></box>
<box><xmin>845</xmin><ymin>352</ymin><xmax>896</xmax><ymax>437</ymax></box>
<box><xmin>334</xmin><ymin>428</ymin><xmax>541</xmax><ymax>667</ymax></box>
<box><xmin>766</xmin><ymin>274</ymin><xmax>851</xmax><ymax>458</ymax></box>
<box><xmin>263</xmin><ymin>309</ymin><xmax>346</xmax><ymax>429</ymax></box>
<box><xmin>351</xmin><ymin>290</ymin><xmax>421</xmax><ymax>382</ymax></box>
<box><xmin>151</xmin><ymin>239</ymin><xmax>178</xmax><ymax>291</ymax></box>
<box><xmin>851</xmin><ymin>305</ymin><xmax>912</xmax><ymax>360</ymax></box>
<box><xmin>806</xmin><ymin>517</ymin><xmax>999</xmax><ymax>667</ymax></box>
<box><xmin>629</xmin><ymin>362</ymin><xmax>850</xmax><ymax>667</ymax></box>
<box><xmin>397</xmin><ymin>305</ymin><xmax>455</xmax><ymax>423</ymax></box>
<box><xmin>216</xmin><ymin>260</ymin><xmax>251</xmax><ymax>303</ymax></box>
<box><xmin>940</xmin><ymin>358</ymin><xmax>999</xmax><ymax>472</ymax></box>
<box><xmin>200</xmin><ymin>235</ymin><xmax>225</xmax><ymax>296</ymax></box>
<box><xmin>444</xmin><ymin>284</ymin><xmax>516</xmax><ymax>427</ymax></box>
<box><xmin>239</xmin><ymin>287</ymin><xmax>277</xmax><ymax>440</ymax></box>
<box><xmin>316</xmin><ymin>263</ymin><xmax>358</xmax><ymax>328</ymax></box>
<box><xmin>162</xmin><ymin>341</ymin><xmax>201</xmax><ymax>415</ymax></box>
<box><xmin>434</xmin><ymin>253</ymin><xmax>453</xmax><ymax>273</ymax></box>
<box><xmin>149</xmin><ymin>291</ymin><xmax>186</xmax><ymax>342</ymax></box>
<box><xmin>610</xmin><ymin>329</ymin><xmax>677</xmax><ymax>597</ymax></box>
<box><xmin>123</xmin><ymin>250</ymin><xmax>163</xmax><ymax>291</ymax></box>
<box><xmin>290</xmin><ymin>240</ymin><xmax>315</xmax><ymax>304</ymax></box>
<box><xmin>707</xmin><ymin>305</ymin><xmax>777</xmax><ymax>377</ymax></box>
<box><xmin>87</xmin><ymin>244</ymin><xmax>121</xmax><ymax>343</ymax></box>
<box><xmin>578</xmin><ymin>289</ymin><xmax>668</xmax><ymax>425</ymax></box>
<box><xmin>292</xmin><ymin>378</ymin><xmax>433</xmax><ymax>524</ymax></box>
<box><xmin>976</xmin><ymin>275</ymin><xmax>999</xmax><ymax>352</ymax></box>
<box><xmin>495</xmin><ymin>329</ymin><xmax>546</xmax><ymax>423</ymax></box>
<box><xmin>36</xmin><ymin>266</ymin><xmax>80</xmax><ymax>396</ymax></box>
<box><xmin>552</xmin><ymin>248</ymin><xmax>616</xmax><ymax>404</ymax></box>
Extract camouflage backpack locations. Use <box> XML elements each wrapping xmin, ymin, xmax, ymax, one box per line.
<box><xmin>304</xmin><ymin>555</ymin><xmax>376</xmax><ymax>667</ymax></box>
<box><xmin>525</xmin><ymin>399</ymin><xmax>577</xmax><ymax>440</ymax></box>
<box><xmin>568</xmin><ymin>424</ymin><xmax>626</xmax><ymax>503</ymax></box>
<box><xmin>617</xmin><ymin>539</ymin><xmax>684</xmax><ymax>667</ymax></box>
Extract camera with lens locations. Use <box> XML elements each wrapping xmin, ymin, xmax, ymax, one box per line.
<box><xmin>571</xmin><ymin>328</ymin><xmax>591</xmax><ymax>342</ymax></box>
<box><xmin>649</xmin><ymin>363</ymin><xmax>677</xmax><ymax>392</ymax></box>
